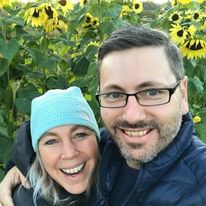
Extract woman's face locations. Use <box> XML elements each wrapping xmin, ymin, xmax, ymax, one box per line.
<box><xmin>38</xmin><ymin>125</ymin><xmax>98</xmax><ymax>194</ymax></box>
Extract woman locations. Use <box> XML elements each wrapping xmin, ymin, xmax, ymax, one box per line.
<box><xmin>12</xmin><ymin>86</ymin><xmax>100</xmax><ymax>206</ymax></box>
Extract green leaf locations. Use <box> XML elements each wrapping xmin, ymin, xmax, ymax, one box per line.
<box><xmin>0</xmin><ymin>114</ymin><xmax>4</xmax><ymax>125</ymax></box>
<box><xmin>85</xmin><ymin>45</ymin><xmax>98</xmax><ymax>61</ymax></box>
<box><xmin>0</xmin><ymin>126</ymin><xmax>9</xmax><ymax>138</ymax></box>
<box><xmin>0</xmin><ymin>38</ymin><xmax>19</xmax><ymax>61</ymax></box>
<box><xmin>100</xmin><ymin>19</ymin><xmax>125</xmax><ymax>36</ymax></box>
<box><xmin>15</xmin><ymin>83</ymin><xmax>40</xmax><ymax>114</ymax></box>
<box><xmin>72</xmin><ymin>57</ymin><xmax>90</xmax><ymax>76</ymax></box>
<box><xmin>34</xmin><ymin>52</ymin><xmax>58</xmax><ymax>70</ymax></box>
<box><xmin>195</xmin><ymin>123</ymin><xmax>206</xmax><ymax>142</ymax></box>
<box><xmin>200</xmin><ymin>65</ymin><xmax>206</xmax><ymax>83</ymax></box>
<box><xmin>101</xmin><ymin>4</ymin><xmax>122</xmax><ymax>18</ymax></box>
<box><xmin>0</xmin><ymin>58</ymin><xmax>9</xmax><ymax>77</ymax></box>
<box><xmin>188</xmin><ymin>77</ymin><xmax>204</xmax><ymax>94</ymax></box>
<box><xmin>45</xmin><ymin>76</ymin><xmax>69</xmax><ymax>90</ymax></box>
<box><xmin>14</xmin><ymin>98</ymin><xmax>31</xmax><ymax>114</ymax></box>
<box><xmin>0</xmin><ymin>135</ymin><xmax>13</xmax><ymax>171</ymax></box>
<box><xmin>17</xmin><ymin>83</ymin><xmax>40</xmax><ymax>100</ymax></box>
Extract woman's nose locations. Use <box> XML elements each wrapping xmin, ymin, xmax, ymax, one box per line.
<box><xmin>61</xmin><ymin>141</ymin><xmax>79</xmax><ymax>160</ymax></box>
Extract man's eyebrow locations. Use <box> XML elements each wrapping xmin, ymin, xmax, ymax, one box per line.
<box><xmin>137</xmin><ymin>81</ymin><xmax>167</xmax><ymax>89</ymax></box>
<box><xmin>99</xmin><ymin>84</ymin><xmax>125</xmax><ymax>92</ymax></box>
<box><xmin>101</xmin><ymin>81</ymin><xmax>167</xmax><ymax>92</ymax></box>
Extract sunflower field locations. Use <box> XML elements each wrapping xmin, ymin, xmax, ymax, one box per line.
<box><xmin>0</xmin><ymin>0</ymin><xmax>206</xmax><ymax>180</ymax></box>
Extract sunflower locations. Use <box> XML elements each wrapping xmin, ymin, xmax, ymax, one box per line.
<box><xmin>132</xmin><ymin>1</ymin><xmax>143</xmax><ymax>14</ymax></box>
<box><xmin>178</xmin><ymin>0</ymin><xmax>192</xmax><ymax>4</ymax></box>
<box><xmin>24</xmin><ymin>7</ymin><xmax>45</xmax><ymax>27</ymax></box>
<box><xmin>171</xmin><ymin>0</ymin><xmax>178</xmax><ymax>6</ymax></box>
<box><xmin>169</xmin><ymin>24</ymin><xmax>187</xmax><ymax>45</ymax></box>
<box><xmin>84</xmin><ymin>13</ymin><xmax>99</xmax><ymax>28</ymax></box>
<box><xmin>39</xmin><ymin>3</ymin><xmax>58</xmax><ymax>22</ymax></box>
<box><xmin>24</xmin><ymin>3</ymin><xmax>58</xmax><ymax>28</ymax></box>
<box><xmin>0</xmin><ymin>0</ymin><xmax>11</xmax><ymax>8</ymax></box>
<box><xmin>169</xmin><ymin>11</ymin><xmax>182</xmax><ymax>23</ymax></box>
<box><xmin>186</xmin><ymin>25</ymin><xmax>196</xmax><ymax>38</ymax></box>
<box><xmin>91</xmin><ymin>17</ymin><xmax>99</xmax><ymax>27</ymax></box>
<box><xmin>57</xmin><ymin>0</ymin><xmax>74</xmax><ymax>14</ymax></box>
<box><xmin>196</xmin><ymin>0</ymin><xmax>205</xmax><ymax>3</ymax></box>
<box><xmin>85</xmin><ymin>13</ymin><xmax>93</xmax><ymax>26</ymax></box>
<box><xmin>44</xmin><ymin>18</ymin><xmax>68</xmax><ymax>33</ymax></box>
<box><xmin>193</xmin><ymin>115</ymin><xmax>202</xmax><ymax>123</ymax></box>
<box><xmin>184</xmin><ymin>10</ymin><xmax>192</xmax><ymax>20</ymax></box>
<box><xmin>80</xmin><ymin>0</ymin><xmax>89</xmax><ymax>7</ymax></box>
<box><xmin>180</xmin><ymin>39</ymin><xmax>206</xmax><ymax>59</ymax></box>
<box><xmin>120</xmin><ymin>5</ymin><xmax>131</xmax><ymax>17</ymax></box>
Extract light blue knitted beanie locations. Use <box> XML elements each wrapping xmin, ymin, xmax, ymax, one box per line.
<box><xmin>30</xmin><ymin>86</ymin><xmax>100</xmax><ymax>151</ymax></box>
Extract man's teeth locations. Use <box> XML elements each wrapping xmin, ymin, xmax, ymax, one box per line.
<box><xmin>124</xmin><ymin>129</ymin><xmax>148</xmax><ymax>137</ymax></box>
<box><xmin>62</xmin><ymin>163</ymin><xmax>84</xmax><ymax>175</ymax></box>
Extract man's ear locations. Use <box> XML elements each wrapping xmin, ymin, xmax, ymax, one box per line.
<box><xmin>181</xmin><ymin>76</ymin><xmax>189</xmax><ymax>115</ymax></box>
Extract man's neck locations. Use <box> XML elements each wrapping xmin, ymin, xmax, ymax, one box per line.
<box><xmin>126</xmin><ymin>159</ymin><xmax>141</xmax><ymax>169</ymax></box>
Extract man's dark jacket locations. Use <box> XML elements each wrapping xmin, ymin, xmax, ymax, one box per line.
<box><xmin>90</xmin><ymin>113</ymin><xmax>206</xmax><ymax>206</ymax></box>
<box><xmin>9</xmin><ymin>113</ymin><xmax>206</xmax><ymax>205</ymax></box>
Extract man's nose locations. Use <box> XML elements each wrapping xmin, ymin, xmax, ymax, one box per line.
<box><xmin>122</xmin><ymin>95</ymin><xmax>146</xmax><ymax>124</ymax></box>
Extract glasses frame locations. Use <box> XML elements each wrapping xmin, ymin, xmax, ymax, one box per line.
<box><xmin>96</xmin><ymin>79</ymin><xmax>182</xmax><ymax>108</ymax></box>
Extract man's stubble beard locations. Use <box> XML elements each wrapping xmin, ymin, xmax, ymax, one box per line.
<box><xmin>102</xmin><ymin>104</ymin><xmax>183</xmax><ymax>164</ymax></box>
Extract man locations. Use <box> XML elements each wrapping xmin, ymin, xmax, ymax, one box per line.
<box><xmin>1</xmin><ymin>25</ymin><xmax>206</xmax><ymax>206</ymax></box>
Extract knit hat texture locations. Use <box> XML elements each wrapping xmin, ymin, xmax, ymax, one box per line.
<box><xmin>31</xmin><ymin>86</ymin><xmax>100</xmax><ymax>151</ymax></box>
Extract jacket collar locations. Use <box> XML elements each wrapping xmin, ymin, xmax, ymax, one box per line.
<box><xmin>99</xmin><ymin>113</ymin><xmax>194</xmax><ymax>200</ymax></box>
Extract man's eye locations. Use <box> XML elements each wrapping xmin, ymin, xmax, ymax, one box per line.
<box><xmin>146</xmin><ymin>89</ymin><xmax>159</xmax><ymax>96</ymax></box>
<box><xmin>105</xmin><ymin>92</ymin><xmax>124</xmax><ymax>99</ymax></box>
<box><xmin>145</xmin><ymin>89</ymin><xmax>166</xmax><ymax>97</ymax></box>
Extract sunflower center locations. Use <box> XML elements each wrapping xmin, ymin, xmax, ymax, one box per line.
<box><xmin>172</xmin><ymin>14</ymin><xmax>179</xmax><ymax>21</ymax></box>
<box><xmin>86</xmin><ymin>16</ymin><xmax>91</xmax><ymax>23</ymax></box>
<box><xmin>58</xmin><ymin>0</ymin><xmax>66</xmax><ymax>6</ymax></box>
<box><xmin>33</xmin><ymin>9</ymin><xmax>40</xmax><ymax>17</ymax></box>
<box><xmin>186</xmin><ymin>40</ymin><xmax>203</xmax><ymax>50</ymax></box>
<box><xmin>45</xmin><ymin>6</ymin><xmax>53</xmax><ymax>18</ymax></box>
<box><xmin>135</xmin><ymin>3</ymin><xmax>140</xmax><ymax>9</ymax></box>
<box><xmin>193</xmin><ymin>13</ymin><xmax>199</xmax><ymax>20</ymax></box>
<box><xmin>177</xmin><ymin>29</ymin><xmax>184</xmax><ymax>37</ymax></box>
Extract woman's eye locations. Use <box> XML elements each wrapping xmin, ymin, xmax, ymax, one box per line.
<box><xmin>76</xmin><ymin>133</ymin><xmax>87</xmax><ymax>138</ymax></box>
<box><xmin>74</xmin><ymin>132</ymin><xmax>90</xmax><ymax>140</ymax></box>
<box><xmin>45</xmin><ymin>139</ymin><xmax>58</xmax><ymax>145</ymax></box>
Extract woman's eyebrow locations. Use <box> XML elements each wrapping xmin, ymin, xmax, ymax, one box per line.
<box><xmin>42</xmin><ymin>132</ymin><xmax>58</xmax><ymax>138</ymax></box>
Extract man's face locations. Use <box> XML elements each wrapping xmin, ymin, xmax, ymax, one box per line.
<box><xmin>99</xmin><ymin>47</ymin><xmax>188</xmax><ymax>168</ymax></box>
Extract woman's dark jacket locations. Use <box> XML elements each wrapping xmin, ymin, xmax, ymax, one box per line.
<box><xmin>12</xmin><ymin>121</ymin><xmax>87</xmax><ymax>206</ymax></box>
<box><xmin>90</xmin><ymin>113</ymin><xmax>206</xmax><ymax>206</ymax></box>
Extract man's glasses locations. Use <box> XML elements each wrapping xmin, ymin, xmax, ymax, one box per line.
<box><xmin>96</xmin><ymin>79</ymin><xmax>182</xmax><ymax>108</ymax></box>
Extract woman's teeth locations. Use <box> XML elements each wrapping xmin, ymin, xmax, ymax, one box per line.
<box><xmin>61</xmin><ymin>163</ymin><xmax>85</xmax><ymax>175</ymax></box>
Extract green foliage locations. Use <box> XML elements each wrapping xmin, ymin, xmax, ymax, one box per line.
<box><xmin>0</xmin><ymin>0</ymin><xmax>205</xmax><ymax>181</ymax></box>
